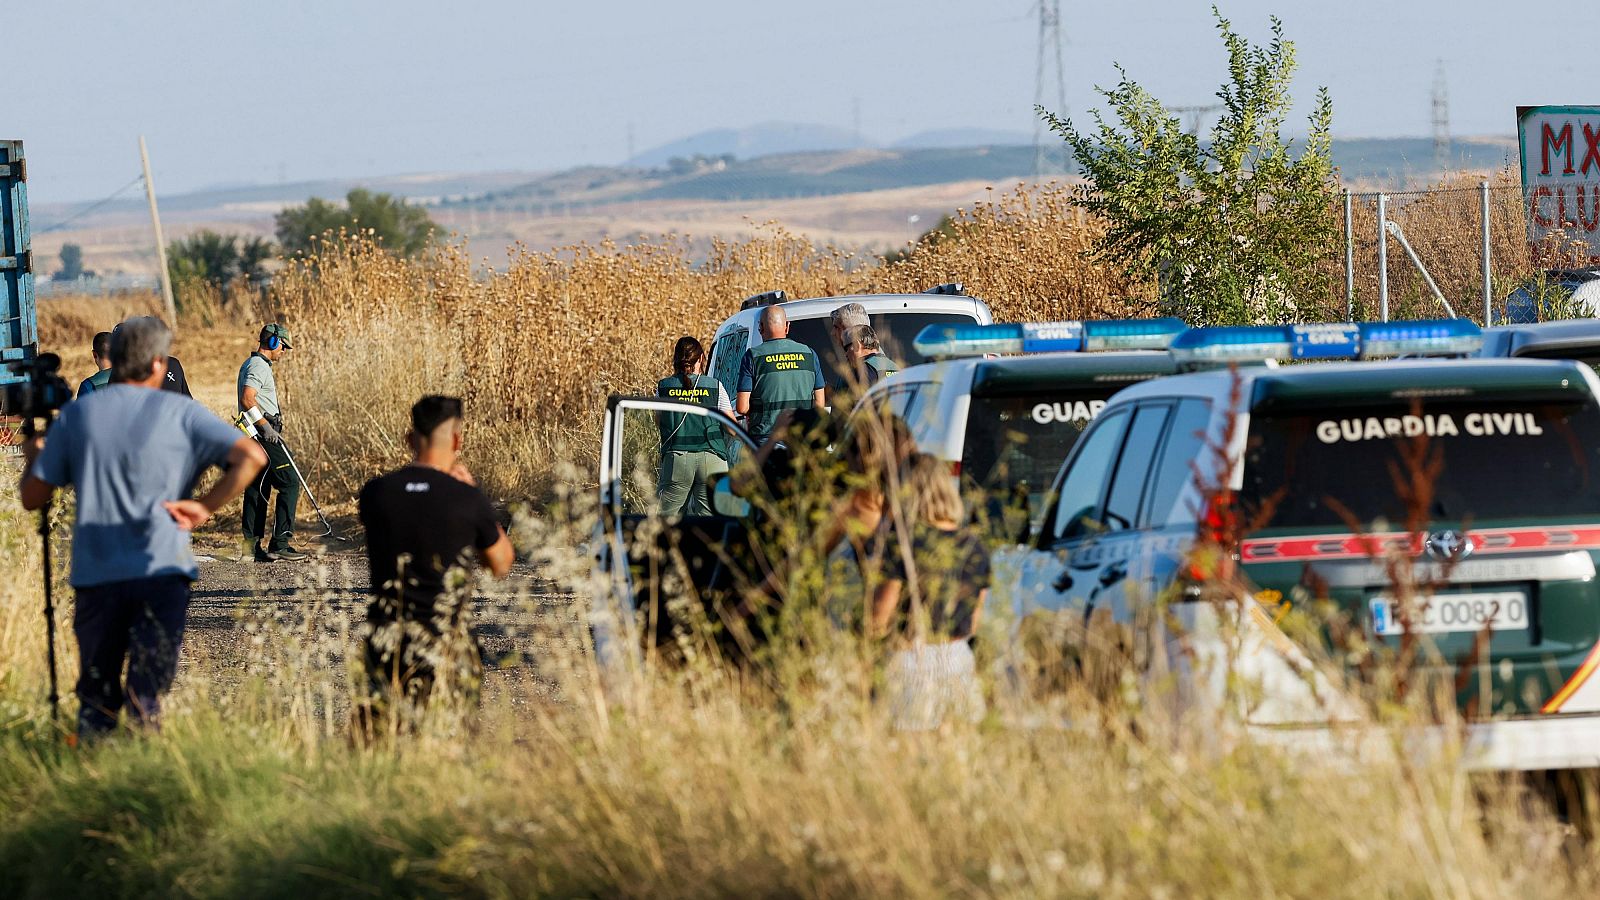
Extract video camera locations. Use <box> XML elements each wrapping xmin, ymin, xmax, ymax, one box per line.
<box><xmin>3</xmin><ymin>353</ymin><xmax>73</xmax><ymax>434</ymax></box>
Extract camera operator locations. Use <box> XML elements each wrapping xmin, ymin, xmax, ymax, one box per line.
<box><xmin>18</xmin><ymin>316</ymin><xmax>267</xmax><ymax>738</ymax></box>
<box><xmin>76</xmin><ymin>331</ymin><xmax>112</xmax><ymax>398</ymax></box>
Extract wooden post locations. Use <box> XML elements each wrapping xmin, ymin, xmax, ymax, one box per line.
<box><xmin>139</xmin><ymin>136</ymin><xmax>177</xmax><ymax>325</ymax></box>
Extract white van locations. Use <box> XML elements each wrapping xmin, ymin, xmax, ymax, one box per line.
<box><xmin>703</xmin><ymin>284</ymin><xmax>993</xmax><ymax>406</ymax></box>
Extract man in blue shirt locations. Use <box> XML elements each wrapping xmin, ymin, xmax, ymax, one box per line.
<box><xmin>20</xmin><ymin>316</ymin><xmax>266</xmax><ymax>737</ymax></box>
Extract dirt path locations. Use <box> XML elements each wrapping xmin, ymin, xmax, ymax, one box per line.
<box><xmin>179</xmin><ymin>520</ymin><xmax>583</xmax><ymax>713</ymax></box>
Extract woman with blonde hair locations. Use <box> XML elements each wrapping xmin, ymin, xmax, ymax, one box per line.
<box><xmin>870</xmin><ymin>453</ymin><xmax>990</xmax><ymax>729</ymax></box>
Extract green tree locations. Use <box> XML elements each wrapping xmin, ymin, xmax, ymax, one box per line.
<box><xmin>274</xmin><ymin>188</ymin><xmax>436</xmax><ymax>258</ymax></box>
<box><xmin>1042</xmin><ymin>8</ymin><xmax>1337</xmax><ymax>325</ymax></box>
<box><xmin>56</xmin><ymin>243</ymin><xmax>85</xmax><ymax>281</ymax></box>
<box><xmin>168</xmin><ymin>230</ymin><xmax>243</xmax><ymax>286</ymax></box>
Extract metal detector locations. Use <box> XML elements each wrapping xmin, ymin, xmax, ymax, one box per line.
<box><xmin>279</xmin><ymin>439</ymin><xmax>335</xmax><ymax>538</ymax></box>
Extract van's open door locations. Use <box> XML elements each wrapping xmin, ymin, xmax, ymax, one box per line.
<box><xmin>593</xmin><ymin>395</ymin><xmax>764</xmax><ymax>671</ymax></box>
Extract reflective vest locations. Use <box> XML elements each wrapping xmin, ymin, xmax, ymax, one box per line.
<box><xmin>744</xmin><ymin>338</ymin><xmax>820</xmax><ymax>439</ymax></box>
<box><xmin>657</xmin><ymin>373</ymin><xmax>728</xmax><ymax>458</ymax></box>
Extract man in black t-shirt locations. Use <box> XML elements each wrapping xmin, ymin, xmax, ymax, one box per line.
<box><xmin>356</xmin><ymin>395</ymin><xmax>514</xmax><ymax>734</ymax></box>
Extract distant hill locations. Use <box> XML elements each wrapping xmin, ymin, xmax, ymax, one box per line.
<box><xmin>892</xmin><ymin>127</ymin><xmax>1033</xmax><ymax>149</ymax></box>
<box><xmin>629</xmin><ymin>122</ymin><xmax>867</xmax><ymax>167</ymax></box>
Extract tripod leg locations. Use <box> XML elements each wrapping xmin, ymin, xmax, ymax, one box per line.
<box><xmin>39</xmin><ymin>504</ymin><xmax>60</xmax><ymax>725</ymax></box>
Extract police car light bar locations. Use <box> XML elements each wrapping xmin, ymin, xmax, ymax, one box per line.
<box><xmin>1168</xmin><ymin>318</ymin><xmax>1482</xmax><ymax>365</ymax></box>
<box><xmin>914</xmin><ymin>317</ymin><xmax>1187</xmax><ymax>358</ymax></box>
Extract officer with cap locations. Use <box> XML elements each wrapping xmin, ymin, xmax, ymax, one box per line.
<box><xmin>736</xmin><ymin>305</ymin><xmax>824</xmax><ymax>444</ymax></box>
<box><xmin>238</xmin><ymin>323</ymin><xmax>305</xmax><ymax>562</ymax></box>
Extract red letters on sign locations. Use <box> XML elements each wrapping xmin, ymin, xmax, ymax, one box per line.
<box><xmin>1581</xmin><ymin>186</ymin><xmax>1600</xmax><ymax>232</ymax></box>
<box><xmin>1531</xmin><ymin>185</ymin><xmax>1554</xmax><ymax>228</ymax></box>
<box><xmin>1584</xmin><ymin>124</ymin><xmax>1600</xmax><ymax>176</ymax></box>
<box><xmin>1544</xmin><ymin>123</ymin><xmax>1576</xmax><ymax>176</ymax></box>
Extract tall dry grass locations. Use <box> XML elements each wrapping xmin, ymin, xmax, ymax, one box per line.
<box><xmin>271</xmin><ymin>186</ymin><xmax>1152</xmax><ymax>499</ymax></box>
<box><xmin>0</xmin><ymin>477</ymin><xmax>1597</xmax><ymax>897</ymax></box>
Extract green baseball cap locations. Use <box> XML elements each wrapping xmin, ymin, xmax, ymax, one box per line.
<box><xmin>261</xmin><ymin>323</ymin><xmax>293</xmax><ymax>349</ymax></box>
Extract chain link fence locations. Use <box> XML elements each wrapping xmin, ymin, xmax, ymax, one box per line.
<box><xmin>1332</xmin><ymin>173</ymin><xmax>1598</xmax><ymax>325</ymax></box>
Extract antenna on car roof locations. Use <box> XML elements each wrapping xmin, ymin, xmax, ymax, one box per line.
<box><xmin>740</xmin><ymin>290</ymin><xmax>786</xmax><ymax>310</ymax></box>
<box><xmin>922</xmin><ymin>282</ymin><xmax>965</xmax><ymax>296</ymax></box>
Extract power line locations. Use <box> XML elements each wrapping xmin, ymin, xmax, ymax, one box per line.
<box><xmin>35</xmin><ymin>174</ymin><xmax>145</xmax><ymax>233</ymax></box>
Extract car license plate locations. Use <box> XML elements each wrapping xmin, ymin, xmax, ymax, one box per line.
<box><xmin>1369</xmin><ymin>591</ymin><xmax>1529</xmax><ymax>636</ymax></box>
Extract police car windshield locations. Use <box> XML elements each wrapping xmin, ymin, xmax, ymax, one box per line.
<box><xmin>962</xmin><ymin>389</ymin><xmax>1112</xmax><ymax>523</ymax></box>
<box><xmin>1242</xmin><ymin>398</ymin><xmax>1600</xmax><ymax>529</ymax></box>
<box><xmin>787</xmin><ymin>312</ymin><xmax>977</xmax><ymax>386</ymax></box>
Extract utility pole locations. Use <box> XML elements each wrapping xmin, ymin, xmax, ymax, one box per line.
<box><xmin>139</xmin><ymin>136</ymin><xmax>177</xmax><ymax>326</ymax></box>
<box><xmin>1431</xmin><ymin>59</ymin><xmax>1450</xmax><ymax>172</ymax></box>
<box><xmin>1032</xmin><ymin>0</ymin><xmax>1066</xmax><ymax>180</ymax></box>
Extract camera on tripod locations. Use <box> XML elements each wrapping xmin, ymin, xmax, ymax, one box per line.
<box><xmin>3</xmin><ymin>352</ymin><xmax>73</xmax><ymax>434</ymax></box>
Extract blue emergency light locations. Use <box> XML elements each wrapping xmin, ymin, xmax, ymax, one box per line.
<box><xmin>914</xmin><ymin>317</ymin><xmax>1186</xmax><ymax>358</ymax></box>
<box><xmin>1168</xmin><ymin>318</ymin><xmax>1482</xmax><ymax>365</ymax></box>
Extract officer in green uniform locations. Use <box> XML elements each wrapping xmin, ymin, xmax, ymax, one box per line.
<box><xmin>736</xmin><ymin>305</ymin><xmax>825</xmax><ymax>444</ymax></box>
<box><xmin>840</xmin><ymin>324</ymin><xmax>897</xmax><ymax>389</ymax></box>
<box><xmin>656</xmin><ymin>336</ymin><xmax>733</xmax><ymax>517</ymax></box>
<box><xmin>77</xmin><ymin>331</ymin><xmax>112</xmax><ymax>397</ymax></box>
<box><xmin>238</xmin><ymin>323</ymin><xmax>306</xmax><ymax>562</ymax></box>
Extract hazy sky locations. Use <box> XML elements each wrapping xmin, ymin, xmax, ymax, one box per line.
<box><xmin>16</xmin><ymin>0</ymin><xmax>1570</xmax><ymax>203</ymax></box>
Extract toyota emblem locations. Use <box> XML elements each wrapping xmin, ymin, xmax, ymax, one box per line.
<box><xmin>1423</xmin><ymin>529</ymin><xmax>1473</xmax><ymax>562</ymax></box>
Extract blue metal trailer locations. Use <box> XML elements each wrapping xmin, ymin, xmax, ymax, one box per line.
<box><xmin>0</xmin><ymin>139</ymin><xmax>36</xmax><ymax>395</ymax></box>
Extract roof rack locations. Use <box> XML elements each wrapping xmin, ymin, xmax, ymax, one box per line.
<box><xmin>921</xmin><ymin>282</ymin><xmax>965</xmax><ymax>296</ymax></box>
<box><xmin>740</xmin><ymin>290</ymin><xmax>787</xmax><ymax>310</ymax></box>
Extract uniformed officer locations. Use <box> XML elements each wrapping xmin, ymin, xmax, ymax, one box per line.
<box><xmin>736</xmin><ymin>305</ymin><xmax>825</xmax><ymax>444</ymax></box>
<box><xmin>656</xmin><ymin>336</ymin><xmax>733</xmax><ymax>517</ymax></box>
<box><xmin>827</xmin><ymin>303</ymin><xmax>897</xmax><ymax>405</ymax></box>
<box><xmin>841</xmin><ymin>324</ymin><xmax>898</xmax><ymax>387</ymax></box>
<box><xmin>238</xmin><ymin>323</ymin><xmax>306</xmax><ymax>562</ymax></box>
<box><xmin>77</xmin><ymin>331</ymin><xmax>112</xmax><ymax>398</ymax></box>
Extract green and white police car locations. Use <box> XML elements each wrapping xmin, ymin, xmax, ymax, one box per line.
<box><xmin>855</xmin><ymin>318</ymin><xmax>1187</xmax><ymax>535</ymax></box>
<box><xmin>1000</xmin><ymin>318</ymin><xmax>1600</xmax><ymax>770</ymax></box>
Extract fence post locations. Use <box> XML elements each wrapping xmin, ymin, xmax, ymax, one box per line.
<box><xmin>1480</xmin><ymin>179</ymin><xmax>1493</xmax><ymax>326</ymax></box>
<box><xmin>1343</xmin><ymin>188</ymin><xmax>1354</xmax><ymax>320</ymax></box>
<box><xmin>1376</xmin><ymin>192</ymin><xmax>1389</xmax><ymax>322</ymax></box>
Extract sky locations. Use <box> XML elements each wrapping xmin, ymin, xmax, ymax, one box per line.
<box><xmin>14</xmin><ymin>0</ymin><xmax>1573</xmax><ymax>203</ymax></box>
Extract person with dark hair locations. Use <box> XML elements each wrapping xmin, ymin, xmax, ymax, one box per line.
<box><xmin>356</xmin><ymin>395</ymin><xmax>514</xmax><ymax>734</ymax></box>
<box><xmin>238</xmin><ymin>323</ymin><xmax>303</xmax><ymax>561</ymax></box>
<box><xmin>18</xmin><ymin>316</ymin><xmax>267</xmax><ymax>738</ymax></box>
<box><xmin>656</xmin><ymin>336</ymin><xmax>734</xmax><ymax>517</ymax></box>
<box><xmin>77</xmin><ymin>331</ymin><xmax>113</xmax><ymax>397</ymax></box>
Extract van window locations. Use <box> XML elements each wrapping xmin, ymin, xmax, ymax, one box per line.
<box><xmin>710</xmin><ymin>327</ymin><xmax>749</xmax><ymax>399</ymax></box>
<box><xmin>1049</xmin><ymin>409</ymin><xmax>1130</xmax><ymax>543</ymax></box>
<box><xmin>962</xmin><ymin>388</ymin><xmax>1118</xmax><ymax>523</ymax></box>
<box><xmin>785</xmin><ymin>311</ymin><xmax>980</xmax><ymax>388</ymax></box>
<box><xmin>1243</xmin><ymin>398</ymin><xmax>1600</xmax><ymax>528</ymax></box>
<box><xmin>1102</xmin><ymin>405</ymin><xmax>1170</xmax><ymax>531</ymax></box>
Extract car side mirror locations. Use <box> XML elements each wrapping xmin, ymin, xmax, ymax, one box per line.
<box><xmin>709</xmin><ymin>473</ymin><xmax>752</xmax><ymax>518</ymax></box>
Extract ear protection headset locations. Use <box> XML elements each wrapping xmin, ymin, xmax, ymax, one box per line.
<box><xmin>262</xmin><ymin>325</ymin><xmax>284</xmax><ymax>351</ymax></box>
